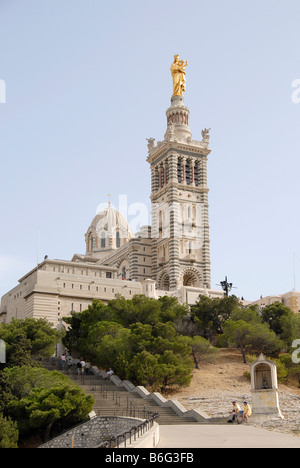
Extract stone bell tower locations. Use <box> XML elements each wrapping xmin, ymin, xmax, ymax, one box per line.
<box><xmin>147</xmin><ymin>55</ymin><xmax>211</xmax><ymax>291</ymax></box>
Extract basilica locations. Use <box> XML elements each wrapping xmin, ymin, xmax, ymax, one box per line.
<box><xmin>0</xmin><ymin>56</ymin><xmax>224</xmax><ymax>326</ymax></box>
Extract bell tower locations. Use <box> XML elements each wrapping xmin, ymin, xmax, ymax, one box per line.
<box><xmin>147</xmin><ymin>55</ymin><xmax>211</xmax><ymax>291</ymax></box>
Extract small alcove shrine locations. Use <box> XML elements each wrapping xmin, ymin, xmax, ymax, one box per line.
<box><xmin>250</xmin><ymin>354</ymin><xmax>284</xmax><ymax>420</ymax></box>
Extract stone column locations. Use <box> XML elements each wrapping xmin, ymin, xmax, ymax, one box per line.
<box><xmin>182</xmin><ymin>157</ymin><xmax>186</xmax><ymax>185</ymax></box>
<box><xmin>200</xmin><ymin>155</ymin><xmax>211</xmax><ymax>288</ymax></box>
<box><xmin>190</xmin><ymin>158</ymin><xmax>195</xmax><ymax>186</ymax></box>
<box><xmin>164</xmin><ymin>160</ymin><xmax>168</xmax><ymax>185</ymax></box>
<box><xmin>167</xmin><ymin>153</ymin><xmax>180</xmax><ymax>290</ymax></box>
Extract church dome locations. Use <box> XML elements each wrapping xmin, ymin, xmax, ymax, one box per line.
<box><xmin>85</xmin><ymin>204</ymin><xmax>132</xmax><ymax>257</ymax></box>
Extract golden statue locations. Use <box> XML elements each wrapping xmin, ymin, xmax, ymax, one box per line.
<box><xmin>170</xmin><ymin>54</ymin><xmax>187</xmax><ymax>96</ymax></box>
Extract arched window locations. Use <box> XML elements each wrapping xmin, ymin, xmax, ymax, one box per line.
<box><xmin>185</xmin><ymin>161</ymin><xmax>191</xmax><ymax>185</ymax></box>
<box><xmin>194</xmin><ymin>162</ymin><xmax>199</xmax><ymax>186</ymax></box>
<box><xmin>159</xmin><ymin>211</ymin><xmax>163</xmax><ymax>236</ymax></box>
<box><xmin>160</xmin><ymin>166</ymin><xmax>165</xmax><ymax>187</ymax></box>
<box><xmin>116</xmin><ymin>231</ymin><xmax>120</xmax><ymax>248</ymax></box>
<box><xmin>160</xmin><ymin>273</ymin><xmax>170</xmax><ymax>291</ymax></box>
<box><xmin>177</xmin><ymin>159</ymin><xmax>182</xmax><ymax>183</ymax></box>
<box><xmin>101</xmin><ymin>232</ymin><xmax>106</xmax><ymax>248</ymax></box>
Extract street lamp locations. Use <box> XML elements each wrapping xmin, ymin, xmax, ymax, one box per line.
<box><xmin>219</xmin><ymin>276</ymin><xmax>233</xmax><ymax>297</ymax></box>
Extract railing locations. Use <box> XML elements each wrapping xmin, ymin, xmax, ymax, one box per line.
<box><xmin>41</xmin><ymin>357</ymin><xmax>160</xmax><ymax>448</ymax></box>
<box><xmin>96</xmin><ymin>411</ymin><xmax>159</xmax><ymax>448</ymax></box>
<box><xmin>37</xmin><ymin>413</ymin><xmax>159</xmax><ymax>449</ymax></box>
<box><xmin>53</xmin><ymin>359</ymin><xmax>159</xmax><ymax>416</ymax></box>
<box><xmin>67</xmin><ymin>366</ymin><xmax>160</xmax><ymax>447</ymax></box>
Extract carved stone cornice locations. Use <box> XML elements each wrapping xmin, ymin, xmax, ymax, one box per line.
<box><xmin>147</xmin><ymin>140</ymin><xmax>211</xmax><ymax>165</ymax></box>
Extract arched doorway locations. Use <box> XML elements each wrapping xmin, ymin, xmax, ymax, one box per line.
<box><xmin>183</xmin><ymin>272</ymin><xmax>198</xmax><ymax>286</ymax></box>
<box><xmin>118</xmin><ymin>259</ymin><xmax>130</xmax><ymax>280</ymax></box>
<box><xmin>181</xmin><ymin>268</ymin><xmax>202</xmax><ymax>288</ymax></box>
<box><xmin>159</xmin><ymin>273</ymin><xmax>170</xmax><ymax>291</ymax></box>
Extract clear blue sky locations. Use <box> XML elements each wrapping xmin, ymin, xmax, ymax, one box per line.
<box><xmin>1</xmin><ymin>0</ymin><xmax>300</xmax><ymax>301</ymax></box>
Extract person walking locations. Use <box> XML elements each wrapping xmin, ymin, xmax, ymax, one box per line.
<box><xmin>80</xmin><ymin>359</ymin><xmax>86</xmax><ymax>374</ymax></box>
<box><xmin>61</xmin><ymin>353</ymin><xmax>66</xmax><ymax>369</ymax></box>
<box><xmin>105</xmin><ymin>368</ymin><xmax>114</xmax><ymax>380</ymax></box>
<box><xmin>76</xmin><ymin>360</ymin><xmax>82</xmax><ymax>375</ymax></box>
<box><xmin>67</xmin><ymin>356</ymin><xmax>73</xmax><ymax>372</ymax></box>
<box><xmin>85</xmin><ymin>361</ymin><xmax>90</xmax><ymax>375</ymax></box>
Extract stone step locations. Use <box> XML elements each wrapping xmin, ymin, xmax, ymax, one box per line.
<box><xmin>42</xmin><ymin>360</ymin><xmax>201</xmax><ymax>425</ymax></box>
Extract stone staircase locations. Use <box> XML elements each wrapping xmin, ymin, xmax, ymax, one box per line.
<box><xmin>75</xmin><ymin>375</ymin><xmax>197</xmax><ymax>425</ymax></box>
<box><xmin>42</xmin><ymin>359</ymin><xmax>200</xmax><ymax>425</ymax></box>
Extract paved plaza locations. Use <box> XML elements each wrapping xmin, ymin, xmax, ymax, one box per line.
<box><xmin>157</xmin><ymin>425</ymin><xmax>300</xmax><ymax>448</ymax></box>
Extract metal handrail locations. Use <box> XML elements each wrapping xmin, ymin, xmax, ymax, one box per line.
<box><xmin>42</xmin><ymin>358</ymin><xmax>160</xmax><ymax>448</ymax></box>
<box><xmin>96</xmin><ymin>411</ymin><xmax>159</xmax><ymax>448</ymax></box>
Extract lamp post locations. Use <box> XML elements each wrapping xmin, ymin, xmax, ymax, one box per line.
<box><xmin>220</xmin><ymin>276</ymin><xmax>233</xmax><ymax>297</ymax></box>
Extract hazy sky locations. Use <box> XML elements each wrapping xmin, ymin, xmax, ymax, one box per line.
<box><xmin>1</xmin><ymin>0</ymin><xmax>300</xmax><ymax>301</ymax></box>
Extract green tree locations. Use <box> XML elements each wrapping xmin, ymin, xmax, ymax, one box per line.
<box><xmin>0</xmin><ymin>318</ymin><xmax>64</xmax><ymax>366</ymax></box>
<box><xmin>261</xmin><ymin>303</ymin><xmax>294</xmax><ymax>339</ymax></box>
<box><xmin>157</xmin><ymin>296</ymin><xmax>189</xmax><ymax>323</ymax></box>
<box><xmin>157</xmin><ymin>350</ymin><xmax>193</xmax><ymax>391</ymax></box>
<box><xmin>231</xmin><ymin>305</ymin><xmax>262</xmax><ymax>324</ymax></box>
<box><xmin>127</xmin><ymin>351</ymin><xmax>163</xmax><ymax>389</ymax></box>
<box><xmin>276</xmin><ymin>311</ymin><xmax>300</xmax><ymax>350</ymax></box>
<box><xmin>8</xmin><ymin>385</ymin><xmax>93</xmax><ymax>441</ymax></box>
<box><xmin>190</xmin><ymin>295</ymin><xmax>242</xmax><ymax>341</ymax></box>
<box><xmin>3</xmin><ymin>366</ymin><xmax>94</xmax><ymax>441</ymax></box>
<box><xmin>127</xmin><ymin>350</ymin><xmax>193</xmax><ymax>392</ymax></box>
<box><xmin>280</xmin><ymin>353</ymin><xmax>300</xmax><ymax>386</ymax></box>
<box><xmin>3</xmin><ymin>333</ymin><xmax>33</xmax><ymax>367</ymax></box>
<box><xmin>63</xmin><ymin>295</ymin><xmax>190</xmax><ymax>351</ymax></box>
<box><xmin>128</xmin><ymin>322</ymin><xmax>153</xmax><ymax>354</ymax></box>
<box><xmin>62</xmin><ymin>296</ymin><xmax>197</xmax><ymax>392</ymax></box>
<box><xmin>81</xmin><ymin>321</ymin><xmax>124</xmax><ymax>362</ymax></box>
<box><xmin>0</xmin><ymin>372</ymin><xmax>14</xmax><ymax>412</ymax></box>
<box><xmin>180</xmin><ymin>335</ymin><xmax>218</xmax><ymax>369</ymax></box>
<box><xmin>93</xmin><ymin>327</ymin><xmax>132</xmax><ymax>379</ymax></box>
<box><xmin>62</xmin><ymin>300</ymin><xmax>108</xmax><ymax>354</ymax></box>
<box><xmin>149</xmin><ymin>322</ymin><xmax>189</xmax><ymax>356</ymax></box>
<box><xmin>63</xmin><ymin>296</ymin><xmax>163</xmax><ymax>353</ymax></box>
<box><xmin>112</xmin><ymin>294</ymin><xmax>163</xmax><ymax>326</ymax></box>
<box><xmin>223</xmin><ymin>320</ymin><xmax>283</xmax><ymax>363</ymax></box>
<box><xmin>0</xmin><ymin>414</ymin><xmax>19</xmax><ymax>448</ymax></box>
<box><xmin>80</xmin><ymin>317</ymin><xmax>194</xmax><ymax>390</ymax></box>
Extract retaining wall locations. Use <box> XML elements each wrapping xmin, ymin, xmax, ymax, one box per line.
<box><xmin>38</xmin><ymin>416</ymin><xmax>146</xmax><ymax>449</ymax></box>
